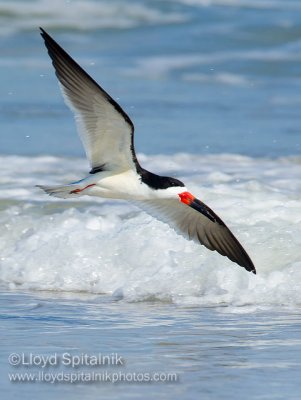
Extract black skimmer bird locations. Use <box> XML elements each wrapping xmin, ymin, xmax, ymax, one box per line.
<box><xmin>38</xmin><ymin>28</ymin><xmax>256</xmax><ymax>274</ymax></box>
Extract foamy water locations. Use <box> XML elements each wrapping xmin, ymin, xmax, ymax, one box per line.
<box><xmin>0</xmin><ymin>0</ymin><xmax>186</xmax><ymax>36</ymax></box>
<box><xmin>1</xmin><ymin>154</ymin><xmax>300</xmax><ymax>308</ymax></box>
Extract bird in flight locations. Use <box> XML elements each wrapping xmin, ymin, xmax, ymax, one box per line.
<box><xmin>38</xmin><ymin>28</ymin><xmax>256</xmax><ymax>274</ymax></box>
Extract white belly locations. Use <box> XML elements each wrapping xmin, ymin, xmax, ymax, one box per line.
<box><xmin>84</xmin><ymin>169</ymin><xmax>186</xmax><ymax>201</ymax></box>
<box><xmin>88</xmin><ymin>169</ymin><xmax>154</xmax><ymax>200</ymax></box>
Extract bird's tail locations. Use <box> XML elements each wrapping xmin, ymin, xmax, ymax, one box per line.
<box><xmin>36</xmin><ymin>183</ymin><xmax>85</xmax><ymax>199</ymax></box>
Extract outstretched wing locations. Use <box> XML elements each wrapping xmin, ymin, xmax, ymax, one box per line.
<box><xmin>137</xmin><ymin>198</ymin><xmax>256</xmax><ymax>273</ymax></box>
<box><xmin>40</xmin><ymin>28</ymin><xmax>138</xmax><ymax>173</ymax></box>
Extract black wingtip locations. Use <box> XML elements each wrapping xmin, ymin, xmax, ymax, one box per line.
<box><xmin>39</xmin><ymin>27</ymin><xmax>48</xmax><ymax>42</ymax></box>
<box><xmin>245</xmin><ymin>256</ymin><xmax>256</xmax><ymax>274</ymax></box>
<box><xmin>243</xmin><ymin>258</ymin><xmax>256</xmax><ymax>274</ymax></box>
<box><xmin>40</xmin><ymin>27</ymin><xmax>52</xmax><ymax>42</ymax></box>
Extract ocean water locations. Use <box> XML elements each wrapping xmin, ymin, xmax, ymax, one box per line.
<box><xmin>0</xmin><ymin>0</ymin><xmax>301</xmax><ymax>399</ymax></box>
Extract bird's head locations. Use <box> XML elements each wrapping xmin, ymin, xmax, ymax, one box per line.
<box><xmin>140</xmin><ymin>170</ymin><xmax>189</xmax><ymax>199</ymax></box>
<box><xmin>153</xmin><ymin>176</ymin><xmax>190</xmax><ymax>199</ymax></box>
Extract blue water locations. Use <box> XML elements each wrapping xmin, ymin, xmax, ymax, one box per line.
<box><xmin>1</xmin><ymin>1</ymin><xmax>301</xmax><ymax>399</ymax></box>
<box><xmin>1</xmin><ymin>0</ymin><xmax>301</xmax><ymax>157</ymax></box>
<box><xmin>2</xmin><ymin>291</ymin><xmax>301</xmax><ymax>400</ymax></box>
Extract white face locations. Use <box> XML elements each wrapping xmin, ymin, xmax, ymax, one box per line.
<box><xmin>154</xmin><ymin>186</ymin><xmax>188</xmax><ymax>199</ymax></box>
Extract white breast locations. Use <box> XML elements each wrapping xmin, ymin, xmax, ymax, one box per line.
<box><xmin>87</xmin><ymin>169</ymin><xmax>187</xmax><ymax>201</ymax></box>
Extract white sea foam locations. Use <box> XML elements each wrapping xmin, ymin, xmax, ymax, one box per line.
<box><xmin>0</xmin><ymin>0</ymin><xmax>186</xmax><ymax>36</ymax></box>
<box><xmin>183</xmin><ymin>72</ymin><xmax>250</xmax><ymax>86</ymax></box>
<box><xmin>172</xmin><ymin>0</ymin><xmax>301</xmax><ymax>10</ymax></box>
<box><xmin>126</xmin><ymin>47</ymin><xmax>301</xmax><ymax>80</ymax></box>
<box><xmin>0</xmin><ymin>154</ymin><xmax>300</xmax><ymax>307</ymax></box>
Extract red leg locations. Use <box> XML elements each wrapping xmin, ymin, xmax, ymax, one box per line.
<box><xmin>70</xmin><ymin>183</ymin><xmax>96</xmax><ymax>194</ymax></box>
